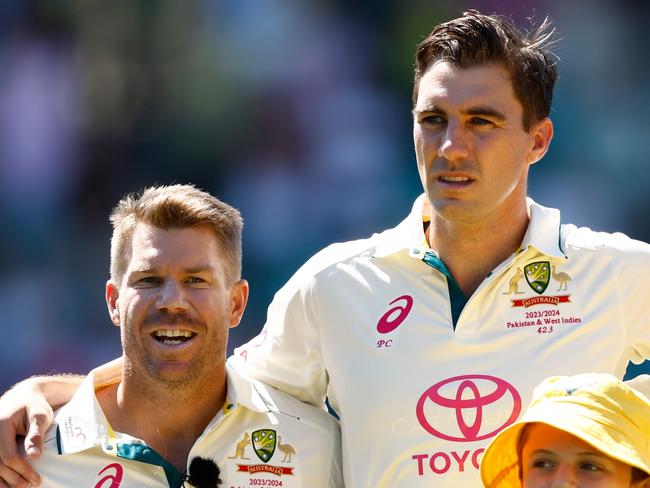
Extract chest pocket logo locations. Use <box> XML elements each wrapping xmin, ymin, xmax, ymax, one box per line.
<box><xmin>95</xmin><ymin>463</ymin><xmax>124</xmax><ymax>488</ymax></box>
<box><xmin>252</xmin><ymin>429</ymin><xmax>277</xmax><ymax>463</ymax></box>
<box><xmin>524</xmin><ymin>261</ymin><xmax>550</xmax><ymax>294</ymax></box>
<box><xmin>376</xmin><ymin>295</ymin><xmax>413</xmax><ymax>334</ymax></box>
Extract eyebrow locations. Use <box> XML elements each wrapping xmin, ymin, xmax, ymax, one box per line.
<box><xmin>413</xmin><ymin>105</ymin><xmax>507</xmax><ymax>122</ymax></box>
<box><xmin>128</xmin><ymin>266</ymin><xmax>215</xmax><ymax>275</ymax></box>
<box><xmin>529</xmin><ymin>449</ymin><xmax>606</xmax><ymax>458</ymax></box>
<box><xmin>185</xmin><ymin>266</ymin><xmax>215</xmax><ymax>274</ymax></box>
<box><xmin>529</xmin><ymin>449</ymin><xmax>555</xmax><ymax>456</ymax></box>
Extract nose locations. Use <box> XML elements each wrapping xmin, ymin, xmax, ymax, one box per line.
<box><xmin>550</xmin><ymin>464</ymin><xmax>578</xmax><ymax>488</ymax></box>
<box><xmin>156</xmin><ymin>280</ymin><xmax>188</xmax><ymax>312</ymax></box>
<box><xmin>438</xmin><ymin>120</ymin><xmax>469</xmax><ymax>161</ymax></box>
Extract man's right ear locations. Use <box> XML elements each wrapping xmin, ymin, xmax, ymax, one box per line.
<box><xmin>106</xmin><ymin>281</ymin><xmax>121</xmax><ymax>326</ymax></box>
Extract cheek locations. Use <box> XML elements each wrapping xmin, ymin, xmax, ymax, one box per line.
<box><xmin>520</xmin><ymin>458</ymin><xmax>550</xmax><ymax>488</ymax></box>
<box><xmin>198</xmin><ymin>293</ymin><xmax>229</xmax><ymax>319</ymax></box>
<box><xmin>521</xmin><ymin>471</ymin><xmax>549</xmax><ymax>488</ymax></box>
<box><xmin>413</xmin><ymin>131</ymin><xmax>437</xmax><ymax>176</ymax></box>
<box><xmin>122</xmin><ymin>293</ymin><xmax>153</xmax><ymax>322</ymax></box>
<box><xmin>498</xmin><ymin>135</ymin><xmax>533</xmax><ymax>164</ymax></box>
<box><xmin>414</xmin><ymin>128</ymin><xmax>437</xmax><ymax>153</ymax></box>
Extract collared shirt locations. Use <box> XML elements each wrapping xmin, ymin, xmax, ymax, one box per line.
<box><xmin>34</xmin><ymin>359</ymin><xmax>342</xmax><ymax>487</ymax></box>
<box><xmin>232</xmin><ymin>194</ymin><xmax>650</xmax><ymax>487</ymax></box>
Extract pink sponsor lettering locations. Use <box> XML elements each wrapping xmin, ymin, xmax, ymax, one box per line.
<box><xmin>412</xmin><ymin>448</ymin><xmax>485</xmax><ymax>475</ymax></box>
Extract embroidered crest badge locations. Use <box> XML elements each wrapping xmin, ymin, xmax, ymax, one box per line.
<box><xmin>524</xmin><ymin>261</ymin><xmax>550</xmax><ymax>295</ymax></box>
<box><xmin>252</xmin><ymin>429</ymin><xmax>276</xmax><ymax>463</ymax></box>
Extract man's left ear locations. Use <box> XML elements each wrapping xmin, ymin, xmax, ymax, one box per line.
<box><xmin>527</xmin><ymin>117</ymin><xmax>553</xmax><ymax>165</ymax></box>
<box><xmin>229</xmin><ymin>279</ymin><xmax>249</xmax><ymax>328</ymax></box>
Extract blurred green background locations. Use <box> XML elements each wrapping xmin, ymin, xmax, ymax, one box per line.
<box><xmin>1</xmin><ymin>0</ymin><xmax>649</xmax><ymax>389</ymax></box>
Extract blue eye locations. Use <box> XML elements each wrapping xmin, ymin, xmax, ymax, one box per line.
<box><xmin>140</xmin><ymin>276</ymin><xmax>161</xmax><ymax>283</ymax></box>
<box><xmin>421</xmin><ymin>115</ymin><xmax>445</xmax><ymax>125</ymax></box>
<box><xmin>132</xmin><ymin>276</ymin><xmax>162</xmax><ymax>287</ymax></box>
<box><xmin>186</xmin><ymin>276</ymin><xmax>209</xmax><ymax>285</ymax></box>
<box><xmin>531</xmin><ymin>459</ymin><xmax>555</xmax><ymax>470</ymax></box>
<box><xmin>469</xmin><ymin>117</ymin><xmax>492</xmax><ymax>126</ymax></box>
<box><xmin>579</xmin><ymin>462</ymin><xmax>603</xmax><ymax>472</ymax></box>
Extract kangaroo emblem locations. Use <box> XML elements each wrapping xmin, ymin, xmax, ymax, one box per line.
<box><xmin>228</xmin><ymin>432</ymin><xmax>251</xmax><ymax>460</ymax></box>
<box><xmin>503</xmin><ymin>267</ymin><xmax>525</xmax><ymax>294</ymax></box>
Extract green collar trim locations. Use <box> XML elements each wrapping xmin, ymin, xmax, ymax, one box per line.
<box><xmin>56</xmin><ymin>426</ymin><xmax>62</xmax><ymax>455</ymax></box>
<box><xmin>422</xmin><ymin>250</ymin><xmax>468</xmax><ymax>329</ymax></box>
<box><xmin>116</xmin><ymin>442</ymin><xmax>185</xmax><ymax>488</ymax></box>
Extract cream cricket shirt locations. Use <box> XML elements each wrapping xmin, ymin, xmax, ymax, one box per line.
<box><xmin>232</xmin><ymin>194</ymin><xmax>650</xmax><ymax>488</ymax></box>
<box><xmin>34</xmin><ymin>359</ymin><xmax>342</xmax><ymax>487</ymax></box>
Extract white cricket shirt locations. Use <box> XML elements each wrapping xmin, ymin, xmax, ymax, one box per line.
<box><xmin>232</xmin><ymin>194</ymin><xmax>650</xmax><ymax>487</ymax></box>
<box><xmin>34</xmin><ymin>359</ymin><xmax>342</xmax><ymax>487</ymax></box>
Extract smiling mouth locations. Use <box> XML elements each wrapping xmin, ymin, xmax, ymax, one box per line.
<box><xmin>439</xmin><ymin>176</ymin><xmax>472</xmax><ymax>183</ymax></box>
<box><xmin>152</xmin><ymin>329</ymin><xmax>197</xmax><ymax>345</ymax></box>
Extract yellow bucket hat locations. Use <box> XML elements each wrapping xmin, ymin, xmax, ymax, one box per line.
<box><xmin>480</xmin><ymin>373</ymin><xmax>650</xmax><ymax>488</ymax></box>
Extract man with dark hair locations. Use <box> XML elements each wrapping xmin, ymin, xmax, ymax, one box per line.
<box><xmin>1</xmin><ymin>11</ymin><xmax>650</xmax><ymax>487</ymax></box>
<box><xmin>232</xmin><ymin>10</ymin><xmax>649</xmax><ymax>486</ymax></box>
<box><xmin>412</xmin><ymin>11</ymin><xmax>557</xmax><ymax>132</ymax></box>
<box><xmin>0</xmin><ymin>185</ymin><xmax>342</xmax><ymax>487</ymax></box>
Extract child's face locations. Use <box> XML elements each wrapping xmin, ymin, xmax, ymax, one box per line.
<box><xmin>521</xmin><ymin>423</ymin><xmax>647</xmax><ymax>487</ymax></box>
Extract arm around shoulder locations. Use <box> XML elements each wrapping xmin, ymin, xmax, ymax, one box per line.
<box><xmin>1</xmin><ymin>373</ymin><xmax>84</xmax><ymax>454</ymax></box>
<box><xmin>0</xmin><ymin>374</ymin><xmax>84</xmax><ymax>487</ymax></box>
<box><xmin>18</xmin><ymin>374</ymin><xmax>85</xmax><ymax>411</ymax></box>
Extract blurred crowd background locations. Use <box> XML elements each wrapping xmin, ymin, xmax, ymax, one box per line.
<box><xmin>2</xmin><ymin>0</ymin><xmax>649</xmax><ymax>391</ymax></box>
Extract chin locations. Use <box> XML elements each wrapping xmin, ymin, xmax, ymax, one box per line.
<box><xmin>429</xmin><ymin>198</ymin><xmax>484</xmax><ymax>224</ymax></box>
<box><xmin>147</xmin><ymin>360</ymin><xmax>204</xmax><ymax>386</ymax></box>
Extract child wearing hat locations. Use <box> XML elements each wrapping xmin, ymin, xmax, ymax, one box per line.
<box><xmin>481</xmin><ymin>373</ymin><xmax>650</xmax><ymax>487</ymax></box>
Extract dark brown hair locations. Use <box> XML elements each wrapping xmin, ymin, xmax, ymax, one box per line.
<box><xmin>110</xmin><ymin>184</ymin><xmax>243</xmax><ymax>284</ymax></box>
<box><xmin>632</xmin><ymin>467</ymin><xmax>649</xmax><ymax>483</ymax></box>
<box><xmin>413</xmin><ymin>10</ymin><xmax>558</xmax><ymax>131</ymax></box>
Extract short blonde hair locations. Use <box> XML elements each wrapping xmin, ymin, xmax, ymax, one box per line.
<box><xmin>110</xmin><ymin>184</ymin><xmax>243</xmax><ymax>284</ymax></box>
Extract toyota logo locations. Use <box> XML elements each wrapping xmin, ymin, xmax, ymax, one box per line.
<box><xmin>416</xmin><ymin>375</ymin><xmax>522</xmax><ymax>442</ymax></box>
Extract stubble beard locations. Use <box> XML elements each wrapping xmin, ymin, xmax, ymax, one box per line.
<box><xmin>121</xmin><ymin>313</ymin><xmax>228</xmax><ymax>404</ymax></box>
<box><xmin>426</xmin><ymin>190</ymin><xmax>484</xmax><ymax>226</ymax></box>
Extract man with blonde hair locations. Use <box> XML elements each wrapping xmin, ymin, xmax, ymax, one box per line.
<box><xmin>0</xmin><ymin>185</ymin><xmax>342</xmax><ymax>487</ymax></box>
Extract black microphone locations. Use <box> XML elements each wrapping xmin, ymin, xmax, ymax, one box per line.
<box><xmin>184</xmin><ymin>457</ymin><xmax>222</xmax><ymax>487</ymax></box>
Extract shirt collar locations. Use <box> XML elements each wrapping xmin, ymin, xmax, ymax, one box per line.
<box><xmin>520</xmin><ymin>197</ymin><xmax>566</xmax><ymax>259</ymax></box>
<box><xmin>372</xmin><ymin>194</ymin><xmax>565</xmax><ymax>260</ymax></box>
<box><xmin>372</xmin><ymin>194</ymin><xmax>428</xmax><ymax>258</ymax></box>
<box><xmin>55</xmin><ymin>358</ymin><xmax>276</xmax><ymax>455</ymax></box>
<box><xmin>55</xmin><ymin>358</ymin><xmax>122</xmax><ymax>455</ymax></box>
<box><xmin>224</xmin><ymin>362</ymin><xmax>281</xmax><ymax>414</ymax></box>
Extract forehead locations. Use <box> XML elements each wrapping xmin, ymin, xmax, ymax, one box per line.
<box><xmin>522</xmin><ymin>423</ymin><xmax>595</xmax><ymax>453</ymax></box>
<box><xmin>127</xmin><ymin>223</ymin><xmax>222</xmax><ymax>269</ymax></box>
<box><xmin>415</xmin><ymin>61</ymin><xmax>521</xmax><ymax>114</ymax></box>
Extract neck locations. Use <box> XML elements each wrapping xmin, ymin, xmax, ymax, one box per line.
<box><xmin>425</xmin><ymin>199</ymin><xmax>529</xmax><ymax>297</ymax></box>
<box><xmin>97</xmin><ymin>366</ymin><xmax>227</xmax><ymax>472</ymax></box>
